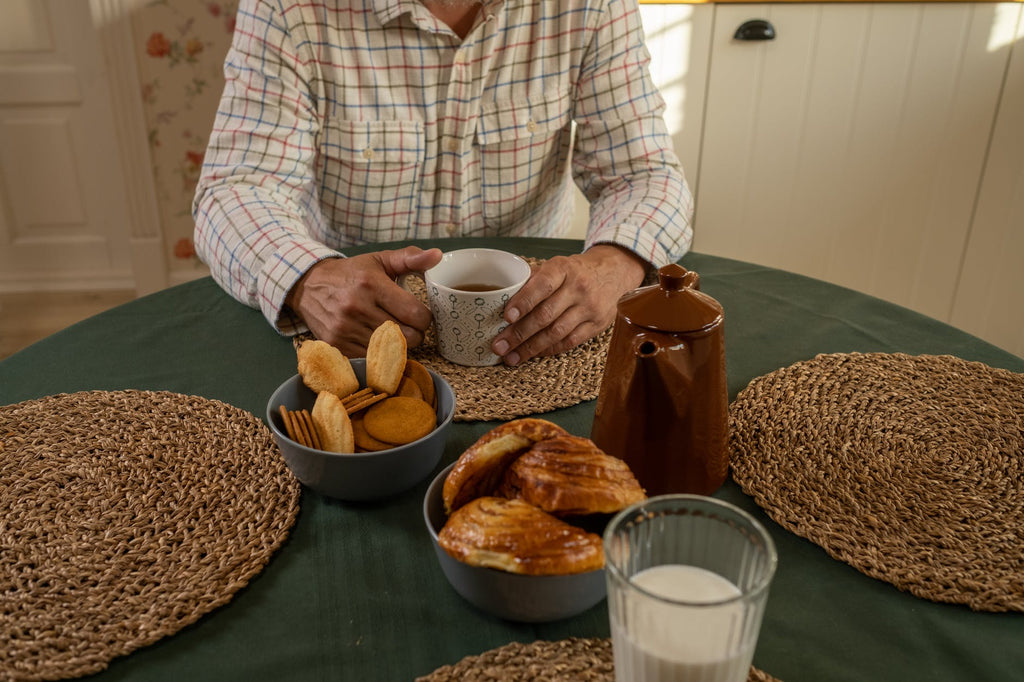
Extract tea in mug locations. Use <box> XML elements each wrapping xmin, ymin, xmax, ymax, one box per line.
<box><xmin>451</xmin><ymin>283</ymin><xmax>503</xmax><ymax>292</ymax></box>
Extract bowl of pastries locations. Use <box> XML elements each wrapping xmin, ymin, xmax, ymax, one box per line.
<box><xmin>267</xmin><ymin>321</ymin><xmax>455</xmax><ymax>501</ymax></box>
<box><xmin>423</xmin><ymin>418</ymin><xmax>647</xmax><ymax>622</ymax></box>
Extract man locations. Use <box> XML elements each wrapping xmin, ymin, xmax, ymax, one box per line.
<box><xmin>193</xmin><ymin>0</ymin><xmax>693</xmax><ymax>365</ymax></box>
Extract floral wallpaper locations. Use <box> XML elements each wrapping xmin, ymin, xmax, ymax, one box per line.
<box><xmin>131</xmin><ymin>0</ymin><xmax>238</xmax><ymax>277</ymax></box>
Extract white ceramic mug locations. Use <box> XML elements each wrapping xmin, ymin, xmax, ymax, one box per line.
<box><xmin>423</xmin><ymin>249</ymin><xmax>531</xmax><ymax>367</ymax></box>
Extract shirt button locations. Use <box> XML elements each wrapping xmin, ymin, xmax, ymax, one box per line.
<box><xmin>446</xmin><ymin>138</ymin><xmax>460</xmax><ymax>153</ymax></box>
<box><xmin>453</xmin><ymin>50</ymin><xmax>465</xmax><ymax>64</ymax></box>
<box><xmin>445</xmin><ymin>222</ymin><xmax>458</xmax><ymax>236</ymax></box>
<box><xmin>362</xmin><ymin>147</ymin><xmax>375</xmax><ymax>160</ymax></box>
<box><xmin>526</xmin><ymin>119</ymin><xmax>538</xmax><ymax>133</ymax></box>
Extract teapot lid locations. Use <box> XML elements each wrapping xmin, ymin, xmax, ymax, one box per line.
<box><xmin>617</xmin><ymin>264</ymin><xmax>723</xmax><ymax>333</ymax></box>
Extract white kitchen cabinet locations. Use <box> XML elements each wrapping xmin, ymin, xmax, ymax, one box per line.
<box><xmin>693</xmin><ymin>2</ymin><xmax>1024</xmax><ymax>359</ymax></box>
<box><xmin>695</xmin><ymin>3</ymin><xmax>1020</xmax><ymax>329</ymax></box>
<box><xmin>950</xmin><ymin>7</ymin><xmax>1024</xmax><ymax>359</ymax></box>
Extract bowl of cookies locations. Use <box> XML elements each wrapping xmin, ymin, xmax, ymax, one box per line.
<box><xmin>423</xmin><ymin>418</ymin><xmax>647</xmax><ymax>622</ymax></box>
<box><xmin>267</xmin><ymin>321</ymin><xmax>455</xmax><ymax>501</ymax></box>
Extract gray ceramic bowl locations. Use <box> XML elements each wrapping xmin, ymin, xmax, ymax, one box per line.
<box><xmin>423</xmin><ymin>462</ymin><xmax>607</xmax><ymax>622</ymax></box>
<box><xmin>267</xmin><ymin>359</ymin><xmax>455</xmax><ymax>501</ymax></box>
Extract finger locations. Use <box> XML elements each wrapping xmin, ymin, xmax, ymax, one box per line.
<box><xmin>397</xmin><ymin>322</ymin><xmax>427</xmax><ymax>349</ymax></box>
<box><xmin>501</xmin><ymin>259</ymin><xmax>565</xmax><ymax>325</ymax></box>
<box><xmin>379</xmin><ymin>282</ymin><xmax>433</xmax><ymax>332</ymax></box>
<box><xmin>378</xmin><ymin>246</ymin><xmax>442</xmax><ymax>280</ymax></box>
<box><xmin>498</xmin><ymin>302</ymin><xmax>589</xmax><ymax>366</ymax></box>
<box><xmin>536</xmin><ymin>319</ymin><xmax>604</xmax><ymax>358</ymax></box>
<box><xmin>493</xmin><ymin>287</ymin><xmax>573</xmax><ymax>358</ymax></box>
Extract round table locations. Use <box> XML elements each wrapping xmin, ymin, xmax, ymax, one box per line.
<box><xmin>2</xmin><ymin>238</ymin><xmax>1021</xmax><ymax>682</ymax></box>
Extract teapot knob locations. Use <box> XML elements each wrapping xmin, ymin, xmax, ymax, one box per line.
<box><xmin>658</xmin><ymin>263</ymin><xmax>700</xmax><ymax>291</ymax></box>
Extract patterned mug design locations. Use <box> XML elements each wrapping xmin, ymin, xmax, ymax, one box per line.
<box><xmin>422</xmin><ymin>248</ymin><xmax>530</xmax><ymax>367</ymax></box>
<box><xmin>430</xmin><ymin>286</ymin><xmax>513</xmax><ymax>366</ymax></box>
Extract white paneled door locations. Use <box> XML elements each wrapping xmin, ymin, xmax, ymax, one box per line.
<box><xmin>0</xmin><ymin>0</ymin><xmax>135</xmax><ymax>291</ymax></box>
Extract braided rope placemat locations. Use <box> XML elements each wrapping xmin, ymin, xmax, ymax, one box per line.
<box><xmin>0</xmin><ymin>390</ymin><xmax>301</xmax><ymax>681</ymax></box>
<box><xmin>410</xmin><ymin>326</ymin><xmax>610</xmax><ymax>423</ymax></box>
<box><xmin>416</xmin><ymin>637</ymin><xmax>781</xmax><ymax>681</ymax></box>
<box><xmin>730</xmin><ymin>352</ymin><xmax>1024</xmax><ymax>612</ymax></box>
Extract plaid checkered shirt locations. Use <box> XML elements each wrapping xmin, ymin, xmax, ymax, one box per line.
<box><xmin>193</xmin><ymin>0</ymin><xmax>694</xmax><ymax>333</ymax></box>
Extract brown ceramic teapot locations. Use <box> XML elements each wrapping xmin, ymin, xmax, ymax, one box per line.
<box><xmin>590</xmin><ymin>263</ymin><xmax>729</xmax><ymax>496</ymax></box>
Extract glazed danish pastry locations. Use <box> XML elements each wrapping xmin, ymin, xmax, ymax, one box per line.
<box><xmin>495</xmin><ymin>435</ymin><xmax>646</xmax><ymax>516</ymax></box>
<box><xmin>442</xmin><ymin>418</ymin><xmax>569</xmax><ymax>513</ymax></box>
<box><xmin>438</xmin><ymin>496</ymin><xmax>605</xmax><ymax>575</ymax></box>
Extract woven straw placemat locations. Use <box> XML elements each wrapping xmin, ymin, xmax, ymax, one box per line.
<box><xmin>0</xmin><ymin>390</ymin><xmax>301</xmax><ymax>681</ymax></box>
<box><xmin>416</xmin><ymin>637</ymin><xmax>781</xmax><ymax>681</ymax></box>
<box><xmin>410</xmin><ymin>326</ymin><xmax>610</xmax><ymax>422</ymax></box>
<box><xmin>730</xmin><ymin>352</ymin><xmax>1024</xmax><ymax>612</ymax></box>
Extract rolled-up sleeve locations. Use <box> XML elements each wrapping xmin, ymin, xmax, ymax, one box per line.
<box><xmin>192</xmin><ymin>0</ymin><xmax>337</xmax><ymax>334</ymax></box>
<box><xmin>573</xmin><ymin>0</ymin><xmax>694</xmax><ymax>269</ymax></box>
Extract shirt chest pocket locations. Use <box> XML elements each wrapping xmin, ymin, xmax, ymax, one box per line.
<box><xmin>318</xmin><ymin>119</ymin><xmax>425</xmax><ymax>237</ymax></box>
<box><xmin>476</xmin><ymin>88</ymin><xmax>572</xmax><ymax>228</ymax></box>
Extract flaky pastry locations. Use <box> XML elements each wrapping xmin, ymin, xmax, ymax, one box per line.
<box><xmin>495</xmin><ymin>435</ymin><xmax>646</xmax><ymax>516</ymax></box>
<box><xmin>438</xmin><ymin>497</ymin><xmax>604</xmax><ymax>575</ymax></box>
<box><xmin>442</xmin><ymin>418</ymin><xmax>569</xmax><ymax>513</ymax></box>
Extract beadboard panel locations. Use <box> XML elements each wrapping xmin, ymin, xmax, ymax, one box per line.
<box><xmin>694</xmin><ymin>3</ymin><xmax>1016</xmax><ymax>326</ymax></box>
<box><xmin>951</xmin><ymin>8</ymin><xmax>1024</xmax><ymax>359</ymax></box>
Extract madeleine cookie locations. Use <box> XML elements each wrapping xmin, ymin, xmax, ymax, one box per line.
<box><xmin>442</xmin><ymin>418</ymin><xmax>570</xmax><ymax>514</ymax></box>
<box><xmin>311</xmin><ymin>391</ymin><xmax>355</xmax><ymax>453</ymax></box>
<box><xmin>366</xmin><ymin>320</ymin><xmax>407</xmax><ymax>395</ymax></box>
<box><xmin>297</xmin><ymin>339</ymin><xmax>359</xmax><ymax>398</ymax></box>
<box><xmin>363</xmin><ymin>397</ymin><xmax>436</xmax><ymax>445</ymax></box>
<box><xmin>402</xmin><ymin>358</ymin><xmax>436</xmax><ymax>409</ymax></box>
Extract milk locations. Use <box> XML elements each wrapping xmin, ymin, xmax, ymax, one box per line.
<box><xmin>611</xmin><ymin>564</ymin><xmax>754</xmax><ymax>682</ymax></box>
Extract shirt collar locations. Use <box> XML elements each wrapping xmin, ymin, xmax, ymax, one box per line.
<box><xmin>371</xmin><ymin>0</ymin><xmax>409</xmax><ymax>26</ymax></box>
<box><xmin>372</xmin><ymin>0</ymin><xmax>509</xmax><ymax>27</ymax></box>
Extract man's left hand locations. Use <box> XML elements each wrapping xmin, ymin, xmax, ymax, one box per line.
<box><xmin>491</xmin><ymin>244</ymin><xmax>647</xmax><ymax>366</ymax></box>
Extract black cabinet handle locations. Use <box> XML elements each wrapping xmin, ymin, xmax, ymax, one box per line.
<box><xmin>734</xmin><ymin>19</ymin><xmax>776</xmax><ymax>41</ymax></box>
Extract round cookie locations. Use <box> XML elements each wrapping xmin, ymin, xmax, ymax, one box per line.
<box><xmin>396</xmin><ymin>376</ymin><xmax>423</xmax><ymax>400</ymax></box>
<box><xmin>351</xmin><ymin>414</ymin><xmax>393</xmax><ymax>452</ymax></box>
<box><xmin>403</xmin><ymin>358</ymin><xmax>436</xmax><ymax>408</ymax></box>
<box><xmin>363</xmin><ymin>397</ymin><xmax>436</xmax><ymax>445</ymax></box>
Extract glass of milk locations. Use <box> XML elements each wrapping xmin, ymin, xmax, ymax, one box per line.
<box><xmin>604</xmin><ymin>495</ymin><xmax>777</xmax><ymax>682</ymax></box>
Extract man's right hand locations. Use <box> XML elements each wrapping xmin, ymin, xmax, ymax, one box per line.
<box><xmin>285</xmin><ymin>246</ymin><xmax>442</xmax><ymax>357</ymax></box>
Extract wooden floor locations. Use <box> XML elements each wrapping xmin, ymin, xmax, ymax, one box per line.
<box><xmin>0</xmin><ymin>290</ymin><xmax>136</xmax><ymax>360</ymax></box>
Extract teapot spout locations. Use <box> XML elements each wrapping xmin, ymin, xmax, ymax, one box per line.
<box><xmin>631</xmin><ymin>335</ymin><xmax>692</xmax><ymax>396</ymax></box>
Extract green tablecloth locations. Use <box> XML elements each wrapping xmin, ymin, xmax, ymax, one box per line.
<box><xmin>2</xmin><ymin>238</ymin><xmax>1021</xmax><ymax>681</ymax></box>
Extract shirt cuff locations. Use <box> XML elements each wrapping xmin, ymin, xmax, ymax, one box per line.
<box><xmin>585</xmin><ymin>223</ymin><xmax>673</xmax><ymax>280</ymax></box>
<box><xmin>259</xmin><ymin>238</ymin><xmax>344</xmax><ymax>336</ymax></box>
